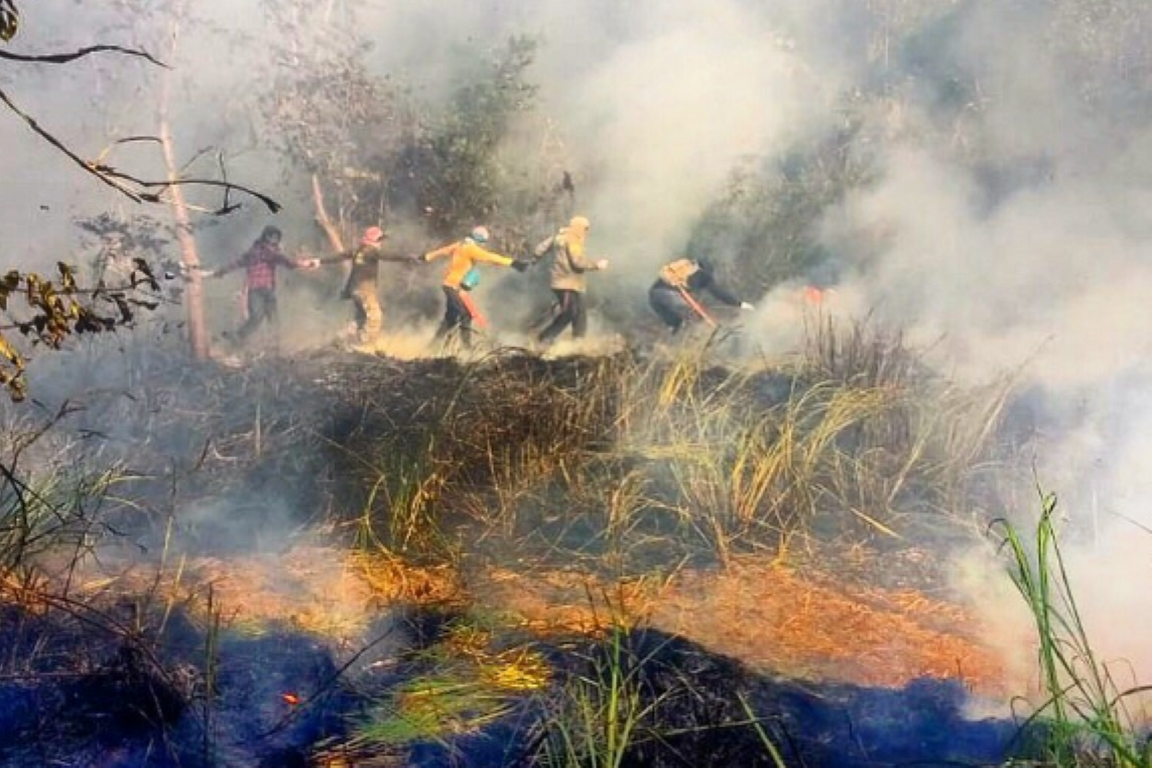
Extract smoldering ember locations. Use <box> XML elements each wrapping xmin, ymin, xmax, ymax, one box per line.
<box><xmin>3</xmin><ymin>1</ymin><xmax>1152</xmax><ymax>766</ymax></box>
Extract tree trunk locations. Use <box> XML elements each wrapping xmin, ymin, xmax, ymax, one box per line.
<box><xmin>159</xmin><ymin>118</ymin><xmax>209</xmax><ymax>359</ymax></box>
<box><xmin>159</xmin><ymin>2</ymin><xmax>209</xmax><ymax>359</ymax></box>
<box><xmin>311</xmin><ymin>173</ymin><xmax>346</xmax><ymax>253</ymax></box>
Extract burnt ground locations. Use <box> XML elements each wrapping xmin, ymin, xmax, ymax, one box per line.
<box><xmin>0</xmin><ymin>600</ymin><xmax>1019</xmax><ymax>768</ymax></box>
<box><xmin>0</xmin><ymin>345</ymin><xmax>1034</xmax><ymax>766</ymax></box>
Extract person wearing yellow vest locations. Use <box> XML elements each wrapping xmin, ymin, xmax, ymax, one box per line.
<box><xmin>420</xmin><ymin>225</ymin><xmax>525</xmax><ymax>348</ymax></box>
<box><xmin>649</xmin><ymin>257</ymin><xmax>753</xmax><ymax>333</ymax></box>
<box><xmin>530</xmin><ymin>216</ymin><xmax>609</xmax><ymax>346</ymax></box>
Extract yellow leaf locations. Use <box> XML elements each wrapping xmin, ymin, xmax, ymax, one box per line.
<box><xmin>0</xmin><ymin>332</ymin><xmax>22</xmax><ymax>365</ymax></box>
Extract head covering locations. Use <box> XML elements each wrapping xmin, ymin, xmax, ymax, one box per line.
<box><xmin>362</xmin><ymin>226</ymin><xmax>386</xmax><ymax>246</ymax></box>
<box><xmin>563</xmin><ymin>216</ymin><xmax>590</xmax><ymax>254</ymax></box>
<box><xmin>469</xmin><ymin>225</ymin><xmax>490</xmax><ymax>244</ymax></box>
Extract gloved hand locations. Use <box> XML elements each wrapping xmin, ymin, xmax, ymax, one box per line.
<box><xmin>511</xmin><ymin>259</ymin><xmax>530</xmax><ymax>273</ymax></box>
<box><xmin>740</xmin><ymin>301</ymin><xmax>754</xmax><ymax>311</ymax></box>
<box><xmin>596</xmin><ymin>259</ymin><xmax>609</xmax><ymax>270</ymax></box>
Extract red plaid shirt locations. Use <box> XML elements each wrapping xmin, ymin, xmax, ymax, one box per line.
<box><xmin>225</xmin><ymin>241</ymin><xmax>293</xmax><ymax>291</ymax></box>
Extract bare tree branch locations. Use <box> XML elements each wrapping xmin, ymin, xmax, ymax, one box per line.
<box><xmin>94</xmin><ymin>135</ymin><xmax>164</xmax><ymax>166</ymax></box>
<box><xmin>0</xmin><ymin>85</ymin><xmax>281</xmax><ymax>213</ymax></box>
<box><xmin>0</xmin><ymin>43</ymin><xmax>167</xmax><ymax>67</ymax></box>
<box><xmin>96</xmin><ymin>167</ymin><xmax>282</xmax><ymax>214</ymax></box>
<box><xmin>0</xmin><ymin>83</ymin><xmax>146</xmax><ymax>202</ymax></box>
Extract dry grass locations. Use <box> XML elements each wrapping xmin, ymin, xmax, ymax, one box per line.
<box><xmin>69</xmin><ymin>539</ymin><xmax>466</xmax><ymax>644</ymax></box>
<box><xmin>11</xmin><ymin>325</ymin><xmax>1012</xmax><ymax>572</ymax></box>
<box><xmin>316</xmin><ymin>615</ymin><xmax>551</xmax><ymax>764</ymax></box>
<box><xmin>653</xmin><ymin>555</ymin><xmax>1010</xmax><ymax>696</ymax></box>
<box><xmin>0</xmin><ymin>326</ymin><xmax>1027</xmax><ymax>764</ymax></box>
<box><xmin>467</xmin><ymin>555</ymin><xmax>1012</xmax><ymax>697</ymax></box>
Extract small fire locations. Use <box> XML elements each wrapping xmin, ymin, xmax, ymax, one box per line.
<box><xmin>802</xmin><ymin>286</ymin><xmax>832</xmax><ymax>305</ymax></box>
<box><xmin>281</xmin><ymin>692</ymin><xmax>301</xmax><ymax>706</ymax></box>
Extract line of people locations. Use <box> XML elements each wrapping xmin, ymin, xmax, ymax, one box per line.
<box><xmin>203</xmin><ymin>216</ymin><xmax>754</xmax><ymax>352</ymax></box>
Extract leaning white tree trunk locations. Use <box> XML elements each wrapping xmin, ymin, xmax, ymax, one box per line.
<box><xmin>311</xmin><ymin>173</ymin><xmax>346</xmax><ymax>253</ymax></box>
<box><xmin>158</xmin><ymin>0</ymin><xmax>209</xmax><ymax>359</ymax></box>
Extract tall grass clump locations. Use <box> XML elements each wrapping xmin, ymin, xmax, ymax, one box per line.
<box><xmin>331</xmin><ymin>351</ymin><xmax>622</xmax><ymax>557</ymax></box>
<box><xmin>534</xmin><ymin>611</ymin><xmax>793</xmax><ymax>768</ymax></box>
<box><xmin>610</xmin><ymin>320</ymin><xmax>1014</xmax><ymax>562</ymax></box>
<box><xmin>536</xmin><ymin>625</ymin><xmax>666</xmax><ymax>768</ymax></box>
<box><xmin>0</xmin><ymin>411</ymin><xmax>128</xmax><ymax>586</ymax></box>
<box><xmin>996</xmin><ymin>493</ymin><xmax>1152</xmax><ymax>767</ymax></box>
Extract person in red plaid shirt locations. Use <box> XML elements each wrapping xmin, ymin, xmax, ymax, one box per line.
<box><xmin>204</xmin><ymin>226</ymin><xmax>318</xmax><ymax>343</ymax></box>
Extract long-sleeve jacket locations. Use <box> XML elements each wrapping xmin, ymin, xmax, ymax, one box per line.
<box><xmin>532</xmin><ymin>229</ymin><xmax>604</xmax><ymax>293</ymax></box>
<box><xmin>685</xmin><ymin>269</ymin><xmax>740</xmax><ymax>306</ymax></box>
<box><xmin>218</xmin><ymin>241</ymin><xmax>302</xmax><ymax>291</ymax></box>
<box><xmin>320</xmin><ymin>244</ymin><xmax>409</xmax><ymax>298</ymax></box>
<box><xmin>422</xmin><ymin>239</ymin><xmax>513</xmax><ymax>289</ymax></box>
<box><xmin>652</xmin><ymin>264</ymin><xmax>741</xmax><ymax>307</ymax></box>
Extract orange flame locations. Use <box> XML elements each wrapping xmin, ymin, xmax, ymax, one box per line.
<box><xmin>281</xmin><ymin>692</ymin><xmax>301</xmax><ymax>706</ymax></box>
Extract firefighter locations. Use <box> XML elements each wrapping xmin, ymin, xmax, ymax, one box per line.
<box><xmin>529</xmin><ymin>215</ymin><xmax>609</xmax><ymax>346</ymax></box>
<box><xmin>648</xmin><ymin>257</ymin><xmax>753</xmax><ymax>333</ymax></box>
<box><xmin>204</xmin><ymin>225</ymin><xmax>318</xmax><ymax>343</ymax></box>
<box><xmin>316</xmin><ymin>226</ymin><xmax>412</xmax><ymax>346</ymax></box>
<box><xmin>420</xmin><ymin>225</ymin><xmax>524</xmax><ymax>349</ymax></box>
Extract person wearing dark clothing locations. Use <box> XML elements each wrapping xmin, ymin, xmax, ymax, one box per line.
<box><xmin>209</xmin><ymin>225</ymin><xmax>316</xmax><ymax>342</ymax></box>
<box><xmin>544</xmin><ymin>289</ymin><xmax>588</xmax><ymax>343</ymax></box>
<box><xmin>438</xmin><ymin>285</ymin><xmax>475</xmax><ymax>345</ymax></box>
<box><xmin>317</xmin><ymin>226</ymin><xmax>412</xmax><ymax>346</ymax></box>
<box><xmin>648</xmin><ymin>257</ymin><xmax>753</xmax><ymax>333</ymax></box>
<box><xmin>529</xmin><ymin>216</ymin><xmax>609</xmax><ymax>346</ymax></box>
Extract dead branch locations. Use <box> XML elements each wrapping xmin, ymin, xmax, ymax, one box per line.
<box><xmin>0</xmin><ymin>43</ymin><xmax>167</xmax><ymax>67</ymax></box>
<box><xmin>0</xmin><ymin>85</ymin><xmax>280</xmax><ymax>213</ymax></box>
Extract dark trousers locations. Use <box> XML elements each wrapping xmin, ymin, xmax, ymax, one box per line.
<box><xmin>648</xmin><ymin>284</ymin><xmax>695</xmax><ymax>333</ymax></box>
<box><xmin>435</xmin><ymin>286</ymin><xmax>474</xmax><ymax>348</ymax></box>
<box><xmin>237</xmin><ymin>287</ymin><xmax>278</xmax><ymax>340</ymax></box>
<box><xmin>538</xmin><ymin>289</ymin><xmax>586</xmax><ymax>344</ymax></box>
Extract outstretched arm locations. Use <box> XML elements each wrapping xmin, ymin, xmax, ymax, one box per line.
<box><xmin>529</xmin><ymin>235</ymin><xmax>555</xmax><ymax>265</ymax></box>
<box><xmin>563</xmin><ymin>242</ymin><xmax>608</xmax><ymax>273</ymax></box>
<box><xmin>705</xmin><ymin>278</ymin><xmax>741</xmax><ymax>307</ymax></box>
<box><xmin>460</xmin><ymin>241</ymin><xmax>513</xmax><ymax>267</ymax></box>
<box><xmin>422</xmin><ymin>243</ymin><xmax>457</xmax><ymax>263</ymax></box>
<box><xmin>210</xmin><ymin>254</ymin><xmax>245</xmax><ymax>279</ymax></box>
<box><xmin>376</xmin><ymin>249</ymin><xmax>418</xmax><ymax>263</ymax></box>
<box><xmin>317</xmin><ymin>249</ymin><xmax>355</xmax><ymax>266</ymax></box>
<box><xmin>271</xmin><ymin>248</ymin><xmax>312</xmax><ymax>270</ymax></box>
